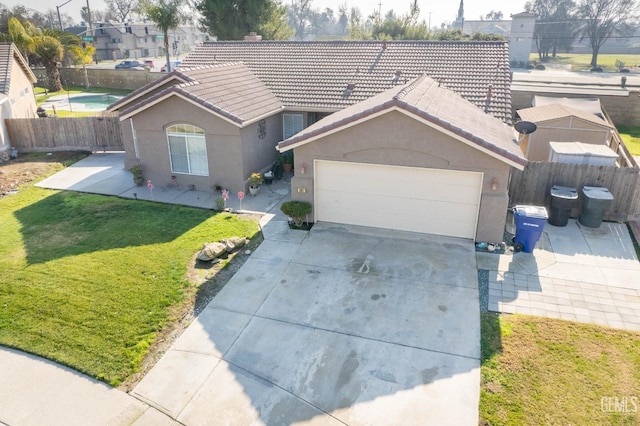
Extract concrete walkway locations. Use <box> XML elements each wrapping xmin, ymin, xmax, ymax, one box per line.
<box><xmin>35</xmin><ymin>151</ymin><xmax>292</xmax><ymax>214</ymax></box>
<box><xmin>478</xmin><ymin>219</ymin><xmax>640</xmax><ymax>331</ymax></box>
<box><xmin>0</xmin><ymin>347</ymin><xmax>178</xmax><ymax>426</ymax></box>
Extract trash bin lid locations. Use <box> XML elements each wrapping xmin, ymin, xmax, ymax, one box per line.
<box><xmin>550</xmin><ymin>185</ymin><xmax>578</xmax><ymax>199</ymax></box>
<box><xmin>582</xmin><ymin>186</ymin><xmax>614</xmax><ymax>200</ymax></box>
<box><xmin>513</xmin><ymin>205</ymin><xmax>548</xmax><ymax>219</ymax></box>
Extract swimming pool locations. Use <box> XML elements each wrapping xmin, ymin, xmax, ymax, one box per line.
<box><xmin>42</xmin><ymin>93</ymin><xmax>124</xmax><ymax>112</ymax></box>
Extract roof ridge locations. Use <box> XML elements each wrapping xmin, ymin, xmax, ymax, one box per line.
<box><xmin>393</xmin><ymin>74</ymin><xmax>427</xmax><ymax>101</ymax></box>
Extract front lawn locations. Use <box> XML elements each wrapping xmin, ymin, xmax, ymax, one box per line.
<box><xmin>530</xmin><ymin>53</ymin><xmax>640</xmax><ymax>71</ymax></box>
<box><xmin>0</xmin><ymin>183</ymin><xmax>258</xmax><ymax>386</ymax></box>
<box><xmin>617</xmin><ymin>125</ymin><xmax>640</xmax><ymax>156</ymax></box>
<box><xmin>480</xmin><ymin>313</ymin><xmax>640</xmax><ymax>425</ymax></box>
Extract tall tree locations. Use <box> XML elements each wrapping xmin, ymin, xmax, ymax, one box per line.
<box><xmin>526</xmin><ymin>0</ymin><xmax>576</xmax><ymax>61</ymax></box>
<box><xmin>142</xmin><ymin>0</ymin><xmax>183</xmax><ymax>72</ymax></box>
<box><xmin>197</xmin><ymin>0</ymin><xmax>292</xmax><ymax>40</ymax></box>
<box><xmin>484</xmin><ymin>10</ymin><xmax>504</xmax><ymax>20</ymax></box>
<box><xmin>8</xmin><ymin>17</ymin><xmax>33</xmax><ymax>61</ymax></box>
<box><xmin>106</xmin><ymin>0</ymin><xmax>139</xmax><ymax>22</ymax></box>
<box><xmin>576</xmin><ymin>0</ymin><xmax>638</xmax><ymax>67</ymax></box>
<box><xmin>69</xmin><ymin>44</ymin><xmax>96</xmax><ymax>89</ymax></box>
<box><xmin>32</xmin><ymin>35</ymin><xmax>64</xmax><ymax>91</ymax></box>
<box><xmin>370</xmin><ymin>0</ymin><xmax>429</xmax><ymax>40</ymax></box>
<box><xmin>289</xmin><ymin>0</ymin><xmax>313</xmax><ymax>40</ymax></box>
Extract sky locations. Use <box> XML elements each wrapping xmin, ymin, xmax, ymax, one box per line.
<box><xmin>7</xmin><ymin>0</ymin><xmax>528</xmax><ymax>29</ymax></box>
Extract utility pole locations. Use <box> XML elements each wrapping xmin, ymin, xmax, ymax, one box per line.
<box><xmin>378</xmin><ymin>2</ymin><xmax>382</xmax><ymax>19</ymax></box>
<box><xmin>56</xmin><ymin>0</ymin><xmax>73</xmax><ymax>31</ymax></box>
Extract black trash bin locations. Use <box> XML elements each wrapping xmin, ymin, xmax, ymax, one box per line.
<box><xmin>579</xmin><ymin>186</ymin><xmax>614</xmax><ymax>228</ymax></box>
<box><xmin>513</xmin><ymin>205</ymin><xmax>548</xmax><ymax>253</ymax></box>
<box><xmin>548</xmin><ymin>185</ymin><xmax>578</xmax><ymax>227</ymax></box>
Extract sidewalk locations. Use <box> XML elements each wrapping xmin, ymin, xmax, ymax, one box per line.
<box><xmin>0</xmin><ymin>347</ymin><xmax>178</xmax><ymax>426</ymax></box>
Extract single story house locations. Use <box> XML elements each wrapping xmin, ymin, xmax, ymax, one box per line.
<box><xmin>278</xmin><ymin>74</ymin><xmax>526</xmax><ymax>242</ymax></box>
<box><xmin>109</xmin><ymin>40</ymin><xmax>522</xmax><ymax>241</ymax></box>
<box><xmin>0</xmin><ymin>42</ymin><xmax>37</xmax><ymax>161</ymax></box>
<box><xmin>516</xmin><ymin>102</ymin><xmax>615</xmax><ymax>162</ymax></box>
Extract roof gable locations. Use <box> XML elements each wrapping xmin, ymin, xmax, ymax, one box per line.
<box><xmin>517</xmin><ymin>103</ymin><xmax>614</xmax><ymax>128</ymax></box>
<box><xmin>120</xmin><ymin>63</ymin><xmax>283</xmax><ymax>125</ymax></box>
<box><xmin>107</xmin><ymin>72</ymin><xmax>191</xmax><ymax>112</ymax></box>
<box><xmin>0</xmin><ymin>42</ymin><xmax>36</xmax><ymax>94</ymax></box>
<box><xmin>279</xmin><ymin>74</ymin><xmax>526</xmax><ymax>169</ymax></box>
<box><xmin>181</xmin><ymin>40</ymin><xmax>512</xmax><ymax>122</ymax></box>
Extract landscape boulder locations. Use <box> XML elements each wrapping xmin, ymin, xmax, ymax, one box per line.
<box><xmin>196</xmin><ymin>237</ymin><xmax>248</xmax><ymax>262</ymax></box>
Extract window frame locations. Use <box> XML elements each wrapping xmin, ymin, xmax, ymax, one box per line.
<box><xmin>166</xmin><ymin>124</ymin><xmax>208</xmax><ymax>176</ymax></box>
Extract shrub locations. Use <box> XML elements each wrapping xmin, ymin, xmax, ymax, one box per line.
<box><xmin>619</xmin><ymin>68</ymin><xmax>630</xmax><ymax>73</ymax></box>
<box><xmin>534</xmin><ymin>64</ymin><xmax>545</xmax><ymax>70</ymax></box>
<box><xmin>215</xmin><ymin>197</ymin><xmax>225</xmax><ymax>211</ymax></box>
<box><xmin>280</xmin><ymin>201</ymin><xmax>311</xmax><ymax>226</ymax></box>
<box><xmin>129</xmin><ymin>164</ymin><xmax>144</xmax><ymax>186</ymax></box>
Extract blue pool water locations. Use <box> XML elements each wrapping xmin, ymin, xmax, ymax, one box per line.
<box><xmin>43</xmin><ymin>93</ymin><xmax>124</xmax><ymax>112</ymax></box>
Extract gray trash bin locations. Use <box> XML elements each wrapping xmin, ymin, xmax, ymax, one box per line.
<box><xmin>548</xmin><ymin>185</ymin><xmax>578</xmax><ymax>227</ymax></box>
<box><xmin>579</xmin><ymin>186</ymin><xmax>614</xmax><ymax>228</ymax></box>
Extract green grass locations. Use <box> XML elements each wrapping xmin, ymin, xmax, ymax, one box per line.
<box><xmin>0</xmin><ymin>175</ymin><xmax>258</xmax><ymax>386</ymax></box>
<box><xmin>480</xmin><ymin>313</ymin><xmax>640</xmax><ymax>425</ymax></box>
<box><xmin>530</xmin><ymin>53</ymin><xmax>640</xmax><ymax>71</ymax></box>
<box><xmin>617</xmin><ymin>126</ymin><xmax>640</xmax><ymax>156</ymax></box>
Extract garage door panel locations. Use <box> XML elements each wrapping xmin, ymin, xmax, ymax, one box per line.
<box><xmin>315</xmin><ymin>160</ymin><xmax>481</xmax><ymax>239</ymax></box>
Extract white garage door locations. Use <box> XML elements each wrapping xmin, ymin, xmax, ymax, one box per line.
<box><xmin>314</xmin><ymin>160</ymin><xmax>483</xmax><ymax>239</ymax></box>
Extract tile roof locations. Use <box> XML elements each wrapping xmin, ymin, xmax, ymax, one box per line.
<box><xmin>278</xmin><ymin>74</ymin><xmax>526</xmax><ymax>169</ymax></box>
<box><xmin>181</xmin><ymin>40</ymin><xmax>512</xmax><ymax>122</ymax></box>
<box><xmin>517</xmin><ymin>103</ymin><xmax>614</xmax><ymax>128</ymax></box>
<box><xmin>0</xmin><ymin>42</ymin><xmax>37</xmax><ymax>95</ymax></box>
<box><xmin>119</xmin><ymin>62</ymin><xmax>283</xmax><ymax>125</ymax></box>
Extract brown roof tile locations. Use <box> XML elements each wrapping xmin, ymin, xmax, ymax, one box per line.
<box><xmin>279</xmin><ymin>74</ymin><xmax>526</xmax><ymax>168</ymax></box>
<box><xmin>181</xmin><ymin>40</ymin><xmax>512</xmax><ymax>122</ymax></box>
<box><xmin>120</xmin><ymin>63</ymin><xmax>282</xmax><ymax>125</ymax></box>
<box><xmin>517</xmin><ymin>103</ymin><xmax>614</xmax><ymax>128</ymax></box>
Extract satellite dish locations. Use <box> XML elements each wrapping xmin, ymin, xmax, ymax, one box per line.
<box><xmin>515</xmin><ymin>121</ymin><xmax>537</xmax><ymax>135</ymax></box>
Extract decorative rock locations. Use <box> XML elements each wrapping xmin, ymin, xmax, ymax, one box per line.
<box><xmin>197</xmin><ymin>242</ymin><xmax>227</xmax><ymax>261</ymax></box>
<box><xmin>222</xmin><ymin>237</ymin><xmax>247</xmax><ymax>253</ymax></box>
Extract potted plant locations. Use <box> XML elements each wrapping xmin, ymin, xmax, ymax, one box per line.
<box><xmin>282</xmin><ymin>151</ymin><xmax>293</xmax><ymax>173</ymax></box>
<box><xmin>248</xmin><ymin>172</ymin><xmax>262</xmax><ymax>196</ymax></box>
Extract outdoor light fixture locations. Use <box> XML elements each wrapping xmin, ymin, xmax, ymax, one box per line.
<box><xmin>491</xmin><ymin>178</ymin><xmax>498</xmax><ymax>191</ymax></box>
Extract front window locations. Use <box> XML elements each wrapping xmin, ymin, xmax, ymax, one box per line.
<box><xmin>283</xmin><ymin>113</ymin><xmax>303</xmax><ymax>139</ymax></box>
<box><xmin>167</xmin><ymin>124</ymin><xmax>208</xmax><ymax>175</ymax></box>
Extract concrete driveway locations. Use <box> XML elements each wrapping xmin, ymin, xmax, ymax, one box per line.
<box><xmin>132</xmin><ymin>222</ymin><xmax>481</xmax><ymax>425</ymax></box>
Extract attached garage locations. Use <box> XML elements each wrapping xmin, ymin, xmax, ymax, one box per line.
<box><xmin>314</xmin><ymin>160</ymin><xmax>483</xmax><ymax>239</ymax></box>
<box><xmin>279</xmin><ymin>75</ymin><xmax>527</xmax><ymax>242</ymax></box>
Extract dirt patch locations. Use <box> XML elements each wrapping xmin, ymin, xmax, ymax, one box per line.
<box><xmin>0</xmin><ymin>151</ymin><xmax>90</xmax><ymax>195</ymax></box>
<box><xmin>118</xmin><ymin>214</ymin><xmax>264</xmax><ymax>392</ymax></box>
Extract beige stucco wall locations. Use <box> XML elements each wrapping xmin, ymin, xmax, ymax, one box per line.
<box><xmin>125</xmin><ymin>96</ymin><xmax>246</xmax><ymax>192</ymax></box>
<box><xmin>123</xmin><ymin>96</ymin><xmax>285</xmax><ymax>193</ymax></box>
<box><xmin>524</xmin><ymin>117</ymin><xmax>610</xmax><ymax>161</ymax></box>
<box><xmin>290</xmin><ymin>110</ymin><xmax>512</xmax><ymax>242</ymax></box>
<box><xmin>0</xmin><ymin>58</ymin><xmax>36</xmax><ymax>154</ymax></box>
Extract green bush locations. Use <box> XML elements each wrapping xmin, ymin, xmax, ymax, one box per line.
<box><xmin>280</xmin><ymin>201</ymin><xmax>311</xmax><ymax>226</ymax></box>
<box><xmin>129</xmin><ymin>164</ymin><xmax>144</xmax><ymax>186</ymax></box>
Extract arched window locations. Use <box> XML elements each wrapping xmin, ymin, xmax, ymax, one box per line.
<box><xmin>166</xmin><ymin>124</ymin><xmax>208</xmax><ymax>175</ymax></box>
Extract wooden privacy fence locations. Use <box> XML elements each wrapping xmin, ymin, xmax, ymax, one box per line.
<box><xmin>6</xmin><ymin>115</ymin><xmax>123</xmax><ymax>152</ymax></box>
<box><xmin>509</xmin><ymin>162</ymin><xmax>640</xmax><ymax>222</ymax></box>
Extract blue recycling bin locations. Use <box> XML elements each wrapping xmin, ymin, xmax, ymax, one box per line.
<box><xmin>513</xmin><ymin>205</ymin><xmax>548</xmax><ymax>253</ymax></box>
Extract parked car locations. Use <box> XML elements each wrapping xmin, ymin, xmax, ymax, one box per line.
<box><xmin>115</xmin><ymin>60</ymin><xmax>142</xmax><ymax>70</ymax></box>
<box><xmin>161</xmin><ymin>60</ymin><xmax>182</xmax><ymax>72</ymax></box>
<box><xmin>143</xmin><ymin>59</ymin><xmax>154</xmax><ymax>68</ymax></box>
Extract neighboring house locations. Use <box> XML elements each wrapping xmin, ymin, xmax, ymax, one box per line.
<box><xmin>277</xmin><ymin>74</ymin><xmax>526</xmax><ymax>242</ymax></box>
<box><xmin>109</xmin><ymin>40</ymin><xmax>519</xmax><ymax>241</ymax></box>
<box><xmin>0</xmin><ymin>42</ymin><xmax>37</xmax><ymax>161</ymax></box>
<box><xmin>68</xmin><ymin>22</ymin><xmax>210</xmax><ymax>61</ymax></box>
<box><xmin>516</xmin><ymin>102</ymin><xmax>615</xmax><ymax>162</ymax></box>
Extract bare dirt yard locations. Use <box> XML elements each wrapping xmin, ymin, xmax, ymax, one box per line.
<box><xmin>0</xmin><ymin>151</ymin><xmax>90</xmax><ymax>195</ymax></box>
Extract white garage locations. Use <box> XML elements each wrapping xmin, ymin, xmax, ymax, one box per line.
<box><xmin>314</xmin><ymin>160</ymin><xmax>483</xmax><ymax>239</ymax></box>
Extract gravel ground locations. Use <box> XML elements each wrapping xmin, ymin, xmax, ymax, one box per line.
<box><xmin>478</xmin><ymin>269</ymin><xmax>489</xmax><ymax>312</ymax></box>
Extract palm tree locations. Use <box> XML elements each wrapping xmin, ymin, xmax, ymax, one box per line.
<box><xmin>32</xmin><ymin>35</ymin><xmax>65</xmax><ymax>91</ymax></box>
<box><xmin>8</xmin><ymin>17</ymin><xmax>34</xmax><ymax>62</ymax></box>
<box><xmin>144</xmin><ymin>0</ymin><xmax>183</xmax><ymax>73</ymax></box>
<box><xmin>69</xmin><ymin>44</ymin><xmax>96</xmax><ymax>89</ymax></box>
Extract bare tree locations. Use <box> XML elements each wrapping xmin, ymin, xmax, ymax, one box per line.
<box><xmin>106</xmin><ymin>0</ymin><xmax>139</xmax><ymax>22</ymax></box>
<box><xmin>576</xmin><ymin>0</ymin><xmax>638</xmax><ymax>67</ymax></box>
